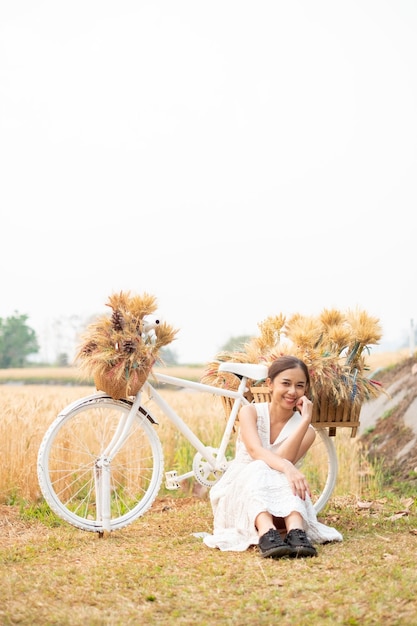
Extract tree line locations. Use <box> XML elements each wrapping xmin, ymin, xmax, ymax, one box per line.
<box><xmin>0</xmin><ymin>313</ymin><xmax>39</xmax><ymax>368</ymax></box>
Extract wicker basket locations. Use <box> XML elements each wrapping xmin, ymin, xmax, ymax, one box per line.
<box><xmin>94</xmin><ymin>366</ymin><xmax>151</xmax><ymax>400</ymax></box>
<box><xmin>220</xmin><ymin>396</ymin><xmax>235</xmax><ymax>418</ymax></box>
<box><xmin>249</xmin><ymin>387</ymin><xmax>361</xmax><ymax>437</ymax></box>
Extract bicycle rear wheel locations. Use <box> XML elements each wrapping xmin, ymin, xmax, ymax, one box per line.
<box><xmin>37</xmin><ymin>394</ymin><xmax>164</xmax><ymax>532</ymax></box>
<box><xmin>298</xmin><ymin>427</ymin><xmax>338</xmax><ymax>513</ymax></box>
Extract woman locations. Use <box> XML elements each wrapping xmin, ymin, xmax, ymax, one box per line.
<box><xmin>203</xmin><ymin>356</ymin><xmax>343</xmax><ymax>558</ymax></box>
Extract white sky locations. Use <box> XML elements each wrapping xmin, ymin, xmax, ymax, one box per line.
<box><xmin>1</xmin><ymin>1</ymin><xmax>416</xmax><ymax>363</ymax></box>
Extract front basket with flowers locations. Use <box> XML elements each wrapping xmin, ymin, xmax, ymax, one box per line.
<box><xmin>201</xmin><ymin>307</ymin><xmax>385</xmax><ymax>437</ymax></box>
<box><xmin>76</xmin><ymin>291</ymin><xmax>178</xmax><ymax>399</ymax></box>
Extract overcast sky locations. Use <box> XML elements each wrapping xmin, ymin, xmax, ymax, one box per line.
<box><xmin>1</xmin><ymin>1</ymin><xmax>416</xmax><ymax>364</ymax></box>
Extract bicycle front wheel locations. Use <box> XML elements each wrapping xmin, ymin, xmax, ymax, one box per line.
<box><xmin>298</xmin><ymin>427</ymin><xmax>338</xmax><ymax>513</ymax></box>
<box><xmin>37</xmin><ymin>394</ymin><xmax>164</xmax><ymax>532</ymax></box>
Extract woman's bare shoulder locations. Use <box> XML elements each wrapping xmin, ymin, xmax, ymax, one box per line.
<box><xmin>239</xmin><ymin>403</ymin><xmax>258</xmax><ymax>420</ymax></box>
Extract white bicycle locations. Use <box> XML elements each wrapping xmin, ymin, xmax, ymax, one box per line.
<box><xmin>37</xmin><ymin>361</ymin><xmax>338</xmax><ymax>534</ymax></box>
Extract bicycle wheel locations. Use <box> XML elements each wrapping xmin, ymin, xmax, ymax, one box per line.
<box><xmin>297</xmin><ymin>427</ymin><xmax>338</xmax><ymax>513</ymax></box>
<box><xmin>37</xmin><ymin>393</ymin><xmax>164</xmax><ymax>532</ymax></box>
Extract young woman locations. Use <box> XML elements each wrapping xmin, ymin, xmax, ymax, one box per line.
<box><xmin>203</xmin><ymin>356</ymin><xmax>343</xmax><ymax>558</ymax></box>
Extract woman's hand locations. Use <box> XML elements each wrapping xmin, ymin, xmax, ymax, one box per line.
<box><xmin>282</xmin><ymin>460</ymin><xmax>311</xmax><ymax>500</ymax></box>
<box><xmin>295</xmin><ymin>395</ymin><xmax>313</xmax><ymax>424</ymax></box>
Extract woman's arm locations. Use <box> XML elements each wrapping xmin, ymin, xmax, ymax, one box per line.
<box><xmin>238</xmin><ymin>405</ymin><xmax>289</xmax><ymax>471</ymax></box>
<box><xmin>276</xmin><ymin>396</ymin><xmax>316</xmax><ymax>463</ymax></box>
<box><xmin>238</xmin><ymin>401</ymin><xmax>315</xmax><ymax>500</ymax></box>
<box><xmin>239</xmin><ymin>397</ymin><xmax>314</xmax><ymax>464</ymax></box>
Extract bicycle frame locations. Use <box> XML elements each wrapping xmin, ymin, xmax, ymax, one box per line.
<box><xmin>144</xmin><ymin>372</ymin><xmax>251</xmax><ymax>481</ymax></box>
<box><xmin>85</xmin><ymin>371</ymin><xmax>251</xmax><ymax>531</ymax></box>
<box><xmin>99</xmin><ymin>370</ymin><xmax>252</xmax><ymax>485</ymax></box>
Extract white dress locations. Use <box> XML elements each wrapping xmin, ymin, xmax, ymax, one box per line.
<box><xmin>203</xmin><ymin>402</ymin><xmax>343</xmax><ymax>552</ymax></box>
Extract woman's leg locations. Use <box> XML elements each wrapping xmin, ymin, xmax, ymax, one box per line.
<box><xmin>255</xmin><ymin>511</ymin><xmax>275</xmax><ymax>536</ymax></box>
<box><xmin>284</xmin><ymin>511</ymin><xmax>304</xmax><ymax>531</ymax></box>
<box><xmin>257</xmin><ymin>510</ymin><xmax>305</xmax><ymax>536</ymax></box>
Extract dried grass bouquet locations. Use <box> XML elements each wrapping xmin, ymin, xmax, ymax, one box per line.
<box><xmin>202</xmin><ymin>307</ymin><xmax>384</xmax><ymax>411</ymax></box>
<box><xmin>76</xmin><ymin>291</ymin><xmax>178</xmax><ymax>399</ymax></box>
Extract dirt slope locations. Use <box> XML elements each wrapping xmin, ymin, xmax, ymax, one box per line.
<box><xmin>360</xmin><ymin>356</ymin><xmax>417</xmax><ymax>482</ymax></box>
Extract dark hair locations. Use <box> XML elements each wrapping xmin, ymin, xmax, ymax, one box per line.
<box><xmin>267</xmin><ymin>356</ymin><xmax>310</xmax><ymax>387</ymax></box>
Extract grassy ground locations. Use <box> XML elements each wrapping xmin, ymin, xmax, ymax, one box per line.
<box><xmin>1</xmin><ymin>493</ymin><xmax>416</xmax><ymax>625</ymax></box>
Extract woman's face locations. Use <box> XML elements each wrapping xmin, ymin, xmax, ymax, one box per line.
<box><xmin>269</xmin><ymin>366</ymin><xmax>308</xmax><ymax>411</ymax></box>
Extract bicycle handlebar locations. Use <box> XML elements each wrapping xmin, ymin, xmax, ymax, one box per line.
<box><xmin>142</xmin><ymin>315</ymin><xmax>160</xmax><ymax>333</ymax></box>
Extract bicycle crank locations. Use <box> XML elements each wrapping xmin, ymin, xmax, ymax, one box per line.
<box><xmin>192</xmin><ymin>447</ymin><xmax>226</xmax><ymax>487</ymax></box>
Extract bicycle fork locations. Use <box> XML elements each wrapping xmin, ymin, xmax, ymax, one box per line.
<box><xmin>94</xmin><ymin>393</ymin><xmax>144</xmax><ymax>532</ymax></box>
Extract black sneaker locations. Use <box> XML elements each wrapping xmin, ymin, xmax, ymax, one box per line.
<box><xmin>285</xmin><ymin>529</ymin><xmax>317</xmax><ymax>558</ymax></box>
<box><xmin>258</xmin><ymin>529</ymin><xmax>293</xmax><ymax>559</ymax></box>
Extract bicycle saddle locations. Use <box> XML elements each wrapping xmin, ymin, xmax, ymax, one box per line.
<box><xmin>218</xmin><ymin>362</ymin><xmax>268</xmax><ymax>381</ymax></box>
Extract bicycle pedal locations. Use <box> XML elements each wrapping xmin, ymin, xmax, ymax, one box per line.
<box><xmin>165</xmin><ymin>470</ymin><xmax>180</xmax><ymax>490</ymax></box>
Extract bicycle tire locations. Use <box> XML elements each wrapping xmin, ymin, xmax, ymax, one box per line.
<box><xmin>37</xmin><ymin>394</ymin><xmax>164</xmax><ymax>532</ymax></box>
<box><xmin>297</xmin><ymin>427</ymin><xmax>338</xmax><ymax>513</ymax></box>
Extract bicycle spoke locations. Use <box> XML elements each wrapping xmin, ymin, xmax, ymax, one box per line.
<box><xmin>38</xmin><ymin>395</ymin><xmax>164</xmax><ymax>532</ymax></box>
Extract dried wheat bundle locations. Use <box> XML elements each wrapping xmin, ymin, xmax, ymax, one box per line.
<box><xmin>201</xmin><ymin>351</ymin><xmax>250</xmax><ymax>391</ymax></box>
<box><xmin>76</xmin><ymin>291</ymin><xmax>178</xmax><ymax>399</ymax></box>
<box><xmin>202</xmin><ymin>307</ymin><xmax>384</xmax><ymax>409</ymax></box>
<box><xmin>252</xmin><ymin>315</ymin><xmax>286</xmax><ymax>352</ymax></box>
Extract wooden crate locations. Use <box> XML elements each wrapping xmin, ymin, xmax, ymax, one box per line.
<box><xmin>220</xmin><ymin>396</ymin><xmax>235</xmax><ymax>418</ymax></box>
<box><xmin>250</xmin><ymin>387</ymin><xmax>361</xmax><ymax>437</ymax></box>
